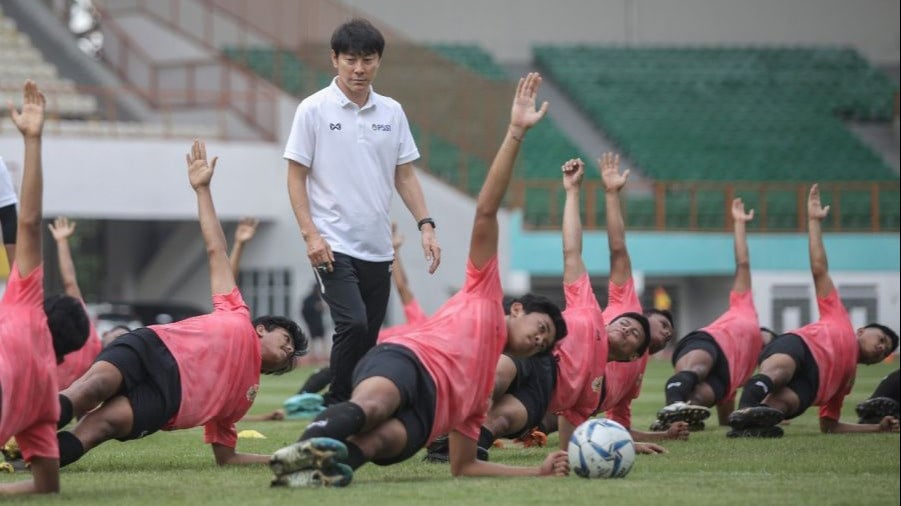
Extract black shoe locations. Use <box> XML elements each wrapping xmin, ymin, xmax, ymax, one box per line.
<box><xmin>727</xmin><ymin>425</ymin><xmax>784</xmax><ymax>438</ymax></box>
<box><xmin>728</xmin><ymin>406</ymin><xmax>784</xmax><ymax>430</ymax></box>
<box><xmin>656</xmin><ymin>402</ymin><xmax>711</xmax><ymax>426</ymax></box>
<box><xmin>476</xmin><ymin>446</ymin><xmax>489</xmax><ymax>462</ymax></box>
<box><xmin>423</xmin><ymin>435</ymin><xmax>449</xmax><ymax>463</ymax></box>
<box><xmin>856</xmin><ymin>397</ymin><xmax>900</xmax><ymax>424</ymax></box>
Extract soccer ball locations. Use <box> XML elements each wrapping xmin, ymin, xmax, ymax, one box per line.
<box><xmin>567</xmin><ymin>418</ymin><xmax>636</xmax><ymax>478</ymax></box>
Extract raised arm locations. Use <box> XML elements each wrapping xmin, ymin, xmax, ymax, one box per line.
<box><xmin>561</xmin><ymin>158</ymin><xmax>587</xmax><ymax>283</ymax></box>
<box><xmin>806</xmin><ymin>184</ymin><xmax>835</xmax><ymax>299</ymax></box>
<box><xmin>288</xmin><ymin>159</ymin><xmax>335</xmax><ymax>272</ymax></box>
<box><xmin>599</xmin><ymin>153</ymin><xmax>632</xmax><ymax>285</ymax></box>
<box><xmin>395</xmin><ymin>163</ymin><xmax>441</xmax><ymax>274</ymax></box>
<box><xmin>229</xmin><ymin>217</ymin><xmax>259</xmax><ymax>280</ymax></box>
<box><xmin>470</xmin><ymin>72</ymin><xmax>548</xmax><ymax>269</ymax></box>
<box><xmin>48</xmin><ymin>217</ymin><xmax>82</xmax><ymax>299</ymax></box>
<box><xmin>731</xmin><ymin>198</ymin><xmax>754</xmax><ymax>293</ymax></box>
<box><xmin>390</xmin><ymin>223</ymin><xmax>416</xmax><ymax>304</ymax></box>
<box><xmin>7</xmin><ymin>79</ymin><xmax>45</xmax><ymax>278</ymax></box>
<box><xmin>186</xmin><ymin>140</ymin><xmax>235</xmax><ymax>296</ymax></box>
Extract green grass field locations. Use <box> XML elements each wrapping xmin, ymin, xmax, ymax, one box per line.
<box><xmin>3</xmin><ymin>359</ymin><xmax>899</xmax><ymax>505</ymax></box>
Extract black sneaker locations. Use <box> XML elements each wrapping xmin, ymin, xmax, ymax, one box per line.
<box><xmin>656</xmin><ymin>402</ymin><xmax>711</xmax><ymax>425</ymax></box>
<box><xmin>423</xmin><ymin>435</ymin><xmax>449</xmax><ymax>463</ymax></box>
<box><xmin>476</xmin><ymin>446</ymin><xmax>490</xmax><ymax>462</ymax></box>
<box><xmin>856</xmin><ymin>397</ymin><xmax>900</xmax><ymax>424</ymax></box>
<box><xmin>728</xmin><ymin>406</ymin><xmax>784</xmax><ymax>430</ymax></box>
<box><xmin>727</xmin><ymin>425</ymin><xmax>784</xmax><ymax>438</ymax></box>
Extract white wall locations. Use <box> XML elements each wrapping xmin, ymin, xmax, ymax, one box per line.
<box><xmin>341</xmin><ymin>0</ymin><xmax>900</xmax><ymax>64</ymax></box>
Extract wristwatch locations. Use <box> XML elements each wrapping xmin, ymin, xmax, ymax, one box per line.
<box><xmin>417</xmin><ymin>217</ymin><xmax>436</xmax><ymax>231</ymax></box>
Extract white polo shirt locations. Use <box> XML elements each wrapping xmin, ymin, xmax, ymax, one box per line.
<box><xmin>0</xmin><ymin>157</ymin><xmax>18</xmax><ymax>208</ymax></box>
<box><xmin>284</xmin><ymin>78</ymin><xmax>420</xmax><ymax>262</ymax></box>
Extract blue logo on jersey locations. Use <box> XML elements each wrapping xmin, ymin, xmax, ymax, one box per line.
<box><xmin>329</xmin><ymin>123</ymin><xmax>342</xmax><ymax>131</ymax></box>
<box><xmin>371</xmin><ymin>123</ymin><xmax>391</xmax><ymax>132</ymax></box>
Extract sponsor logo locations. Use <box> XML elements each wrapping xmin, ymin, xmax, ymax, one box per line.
<box><xmin>754</xmin><ymin>381</ymin><xmax>769</xmax><ymax>394</ymax></box>
<box><xmin>666</xmin><ymin>382</ymin><xmax>682</xmax><ymax>390</ymax></box>
<box><xmin>246</xmin><ymin>384</ymin><xmax>260</xmax><ymax>402</ymax></box>
<box><xmin>329</xmin><ymin>123</ymin><xmax>342</xmax><ymax>131</ymax></box>
<box><xmin>591</xmin><ymin>376</ymin><xmax>604</xmax><ymax>393</ymax></box>
<box><xmin>307</xmin><ymin>420</ymin><xmax>327</xmax><ymax>429</ymax></box>
<box><xmin>371</xmin><ymin>123</ymin><xmax>391</xmax><ymax>132</ymax></box>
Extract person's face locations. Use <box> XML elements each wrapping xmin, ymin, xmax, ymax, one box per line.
<box><xmin>505</xmin><ymin>303</ymin><xmax>557</xmax><ymax>357</ymax></box>
<box><xmin>606</xmin><ymin>316</ymin><xmax>647</xmax><ymax>361</ymax></box>
<box><xmin>331</xmin><ymin>51</ymin><xmax>381</xmax><ymax>98</ymax></box>
<box><xmin>647</xmin><ymin>313</ymin><xmax>673</xmax><ymax>355</ymax></box>
<box><xmin>259</xmin><ymin>325</ymin><xmax>295</xmax><ymax>372</ymax></box>
<box><xmin>857</xmin><ymin>327</ymin><xmax>893</xmax><ymax>365</ymax></box>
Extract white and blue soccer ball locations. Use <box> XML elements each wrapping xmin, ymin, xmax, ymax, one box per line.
<box><xmin>567</xmin><ymin>418</ymin><xmax>636</xmax><ymax>479</ymax></box>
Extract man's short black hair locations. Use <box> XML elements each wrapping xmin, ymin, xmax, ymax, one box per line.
<box><xmin>254</xmin><ymin>315</ymin><xmax>307</xmax><ymax>375</ymax></box>
<box><xmin>510</xmin><ymin>293</ymin><xmax>568</xmax><ymax>343</ymax></box>
<box><xmin>44</xmin><ymin>294</ymin><xmax>90</xmax><ymax>364</ymax></box>
<box><xmin>865</xmin><ymin>323</ymin><xmax>899</xmax><ymax>357</ymax></box>
<box><xmin>645</xmin><ymin>308</ymin><xmax>674</xmax><ymax>329</ymax></box>
<box><xmin>331</xmin><ymin>18</ymin><xmax>385</xmax><ymax>57</ymax></box>
<box><xmin>611</xmin><ymin>312</ymin><xmax>652</xmax><ymax>359</ymax></box>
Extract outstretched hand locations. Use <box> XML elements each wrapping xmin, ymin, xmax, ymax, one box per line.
<box><xmin>48</xmin><ymin>217</ymin><xmax>76</xmax><ymax>241</ymax></box>
<box><xmin>634</xmin><ymin>442</ymin><xmax>668</xmax><ymax>454</ymax></box>
<box><xmin>561</xmin><ymin>158</ymin><xmax>585</xmax><ymax>191</ymax></box>
<box><xmin>186</xmin><ymin>139</ymin><xmax>217</xmax><ymax>190</ymax></box>
<box><xmin>8</xmin><ymin>79</ymin><xmax>46</xmax><ymax>138</ymax></box>
<box><xmin>731</xmin><ymin>198</ymin><xmax>754</xmax><ymax>222</ymax></box>
<box><xmin>878</xmin><ymin>416</ymin><xmax>899</xmax><ymax>432</ymax></box>
<box><xmin>510</xmin><ymin>72</ymin><xmax>548</xmax><ymax>132</ymax></box>
<box><xmin>665</xmin><ymin>421</ymin><xmax>691</xmax><ymax>441</ymax></box>
<box><xmin>807</xmin><ymin>184</ymin><xmax>829</xmax><ymax>221</ymax></box>
<box><xmin>539</xmin><ymin>450</ymin><xmax>570</xmax><ymax>477</ymax></box>
<box><xmin>234</xmin><ymin>217</ymin><xmax>259</xmax><ymax>243</ymax></box>
<box><xmin>599</xmin><ymin>152</ymin><xmax>629</xmax><ymax>193</ymax></box>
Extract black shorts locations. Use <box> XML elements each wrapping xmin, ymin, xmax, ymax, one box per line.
<box><xmin>758</xmin><ymin>333</ymin><xmax>819</xmax><ymax>417</ymax></box>
<box><xmin>672</xmin><ymin>331</ymin><xmax>731</xmax><ymax>403</ymax></box>
<box><xmin>352</xmin><ymin>343</ymin><xmax>436</xmax><ymax>466</ymax></box>
<box><xmin>505</xmin><ymin>353</ymin><xmax>557</xmax><ymax>438</ymax></box>
<box><xmin>0</xmin><ymin>203</ymin><xmax>16</xmax><ymax>245</ymax></box>
<box><xmin>94</xmin><ymin>328</ymin><xmax>182</xmax><ymax>440</ymax></box>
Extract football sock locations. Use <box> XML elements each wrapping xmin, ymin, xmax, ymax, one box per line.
<box><xmin>344</xmin><ymin>441</ymin><xmax>367</xmax><ymax>470</ymax></box>
<box><xmin>300</xmin><ymin>402</ymin><xmax>366</xmax><ymax>441</ymax></box>
<box><xmin>58</xmin><ymin>394</ymin><xmax>74</xmax><ymax>429</ymax></box>
<box><xmin>298</xmin><ymin>367</ymin><xmax>333</xmax><ymax>395</ymax></box>
<box><xmin>871</xmin><ymin>369</ymin><xmax>900</xmax><ymax>401</ymax></box>
<box><xmin>58</xmin><ymin>431</ymin><xmax>84</xmax><ymax>467</ymax></box>
<box><xmin>664</xmin><ymin>371</ymin><xmax>700</xmax><ymax>405</ymax></box>
<box><xmin>738</xmin><ymin>374</ymin><xmax>775</xmax><ymax>408</ymax></box>
<box><xmin>477</xmin><ymin>426</ymin><xmax>496</xmax><ymax>450</ymax></box>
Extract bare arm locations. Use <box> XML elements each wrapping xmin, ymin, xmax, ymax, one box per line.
<box><xmin>0</xmin><ymin>457</ymin><xmax>59</xmax><ymax>495</ymax></box>
<box><xmin>731</xmin><ymin>198</ymin><xmax>754</xmax><ymax>293</ymax></box>
<box><xmin>186</xmin><ymin>140</ymin><xmax>235</xmax><ymax>296</ymax></box>
<box><xmin>48</xmin><ymin>217</ymin><xmax>82</xmax><ymax>299</ymax></box>
<box><xmin>470</xmin><ymin>73</ymin><xmax>548</xmax><ymax>269</ymax></box>
<box><xmin>557</xmin><ymin>415</ymin><xmax>577</xmax><ymax>451</ymax></box>
<box><xmin>820</xmin><ymin>416</ymin><xmax>899</xmax><ymax>434</ymax></box>
<box><xmin>629</xmin><ymin>420</ymin><xmax>690</xmax><ymax>442</ymax></box>
<box><xmin>8</xmin><ymin>80</ymin><xmax>45</xmax><ymax>278</ymax></box>
<box><xmin>807</xmin><ymin>184</ymin><xmax>835</xmax><ymax>299</ymax></box>
<box><xmin>211</xmin><ymin>443</ymin><xmax>271</xmax><ymax>466</ymax></box>
<box><xmin>448</xmin><ymin>430</ymin><xmax>568</xmax><ymax>477</ymax></box>
<box><xmin>598</xmin><ymin>153</ymin><xmax>632</xmax><ymax>286</ymax></box>
<box><xmin>390</xmin><ymin>224</ymin><xmax>416</xmax><ymax>304</ymax></box>
<box><xmin>395</xmin><ymin>163</ymin><xmax>440</xmax><ymax>274</ymax></box>
<box><xmin>229</xmin><ymin>217</ymin><xmax>259</xmax><ymax>279</ymax></box>
<box><xmin>561</xmin><ymin>159</ymin><xmax>587</xmax><ymax>284</ymax></box>
<box><xmin>287</xmin><ymin>160</ymin><xmax>335</xmax><ymax>272</ymax></box>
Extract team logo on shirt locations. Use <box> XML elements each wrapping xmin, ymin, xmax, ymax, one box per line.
<box><xmin>329</xmin><ymin>123</ymin><xmax>342</xmax><ymax>131</ymax></box>
<box><xmin>371</xmin><ymin>123</ymin><xmax>392</xmax><ymax>132</ymax></box>
<box><xmin>591</xmin><ymin>376</ymin><xmax>604</xmax><ymax>393</ymax></box>
<box><xmin>246</xmin><ymin>384</ymin><xmax>260</xmax><ymax>402</ymax></box>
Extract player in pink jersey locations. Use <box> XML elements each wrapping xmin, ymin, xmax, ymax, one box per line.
<box><xmin>53</xmin><ymin>140</ymin><xmax>307</xmax><ymax>467</ymax></box>
<box><xmin>728</xmin><ymin>184</ymin><xmax>899</xmax><ymax>437</ymax></box>
<box><xmin>49</xmin><ymin>217</ymin><xmax>103</xmax><ymax>391</ymax></box>
<box><xmin>653</xmin><ymin>198</ymin><xmax>762</xmax><ymax>431</ymax></box>
<box><xmin>1</xmin><ymin>80</ymin><xmax>90</xmax><ymax>496</ymax></box>
<box><xmin>268</xmin><ymin>73</ymin><xmax>570</xmax><ymax>488</ymax></box>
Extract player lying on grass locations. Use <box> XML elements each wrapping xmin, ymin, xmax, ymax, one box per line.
<box><xmin>54</xmin><ymin>140</ymin><xmax>307</xmax><ymax>467</ymax></box>
<box><xmin>268</xmin><ymin>73</ymin><xmax>569</xmax><ymax>488</ymax></box>
<box><xmin>728</xmin><ymin>184</ymin><xmax>900</xmax><ymax>437</ymax></box>
<box><xmin>856</xmin><ymin>368</ymin><xmax>899</xmax><ymax>423</ymax></box>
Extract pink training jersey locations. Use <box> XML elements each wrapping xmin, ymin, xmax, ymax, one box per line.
<box><xmin>700</xmin><ymin>290</ymin><xmax>762</xmax><ymax>404</ymax></box>
<box><xmin>149</xmin><ymin>288</ymin><xmax>260</xmax><ymax>448</ymax></box>
<box><xmin>380</xmin><ymin>256</ymin><xmax>506</xmax><ymax>443</ymax></box>
<box><xmin>549</xmin><ymin>273</ymin><xmax>609</xmax><ymax>427</ymax></box>
<box><xmin>598</xmin><ymin>278</ymin><xmax>646</xmax><ymax>429</ymax></box>
<box><xmin>57</xmin><ymin>313</ymin><xmax>102</xmax><ymax>390</ymax></box>
<box><xmin>0</xmin><ymin>264</ymin><xmax>60</xmax><ymax>462</ymax></box>
<box><xmin>377</xmin><ymin>299</ymin><xmax>430</xmax><ymax>342</ymax></box>
<box><xmin>789</xmin><ymin>289</ymin><xmax>858</xmax><ymax>421</ymax></box>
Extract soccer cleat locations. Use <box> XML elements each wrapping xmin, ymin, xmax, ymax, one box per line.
<box><xmin>513</xmin><ymin>429</ymin><xmax>548</xmax><ymax>448</ymax></box>
<box><xmin>650</xmin><ymin>418</ymin><xmax>704</xmax><ymax>432</ymax></box>
<box><xmin>423</xmin><ymin>435</ymin><xmax>449</xmax><ymax>463</ymax></box>
<box><xmin>855</xmin><ymin>397</ymin><xmax>900</xmax><ymax>424</ymax></box>
<box><xmin>269</xmin><ymin>437</ymin><xmax>348</xmax><ymax>477</ymax></box>
<box><xmin>271</xmin><ymin>462</ymin><xmax>353</xmax><ymax>488</ymax></box>
<box><xmin>728</xmin><ymin>406</ymin><xmax>785</xmax><ymax>430</ymax></box>
<box><xmin>726</xmin><ymin>425</ymin><xmax>784</xmax><ymax>438</ymax></box>
<box><xmin>656</xmin><ymin>402</ymin><xmax>711</xmax><ymax>426</ymax></box>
